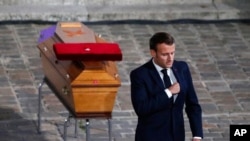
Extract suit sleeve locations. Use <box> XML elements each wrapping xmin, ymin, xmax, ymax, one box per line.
<box><xmin>184</xmin><ymin>63</ymin><xmax>203</xmax><ymax>138</ymax></box>
<box><xmin>130</xmin><ymin>69</ymin><xmax>171</xmax><ymax>117</ymax></box>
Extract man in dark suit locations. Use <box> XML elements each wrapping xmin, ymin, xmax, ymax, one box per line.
<box><xmin>130</xmin><ymin>32</ymin><xmax>203</xmax><ymax>141</ymax></box>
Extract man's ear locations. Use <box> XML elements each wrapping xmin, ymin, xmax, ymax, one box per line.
<box><xmin>150</xmin><ymin>49</ymin><xmax>156</xmax><ymax>57</ymax></box>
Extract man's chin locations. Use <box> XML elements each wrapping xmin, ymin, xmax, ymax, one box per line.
<box><xmin>166</xmin><ymin>64</ymin><xmax>173</xmax><ymax>68</ymax></box>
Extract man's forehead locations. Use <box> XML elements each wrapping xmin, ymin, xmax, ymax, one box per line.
<box><xmin>156</xmin><ymin>43</ymin><xmax>175</xmax><ymax>49</ymax></box>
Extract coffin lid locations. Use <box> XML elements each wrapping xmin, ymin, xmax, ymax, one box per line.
<box><xmin>55</xmin><ymin>22</ymin><xmax>96</xmax><ymax>43</ymax></box>
<box><xmin>52</xmin><ymin>22</ymin><xmax>121</xmax><ymax>86</ymax></box>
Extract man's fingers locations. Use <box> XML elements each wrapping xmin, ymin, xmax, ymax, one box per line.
<box><xmin>172</xmin><ymin>82</ymin><xmax>180</xmax><ymax>94</ymax></box>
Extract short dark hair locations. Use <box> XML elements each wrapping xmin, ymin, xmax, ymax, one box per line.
<box><xmin>149</xmin><ymin>32</ymin><xmax>175</xmax><ymax>51</ymax></box>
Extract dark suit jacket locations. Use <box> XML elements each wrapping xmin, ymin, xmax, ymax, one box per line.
<box><xmin>130</xmin><ymin>59</ymin><xmax>203</xmax><ymax>141</ymax></box>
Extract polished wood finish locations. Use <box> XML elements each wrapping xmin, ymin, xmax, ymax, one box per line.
<box><xmin>55</xmin><ymin>22</ymin><xmax>96</xmax><ymax>43</ymax></box>
<box><xmin>37</xmin><ymin>22</ymin><xmax>121</xmax><ymax>118</ymax></box>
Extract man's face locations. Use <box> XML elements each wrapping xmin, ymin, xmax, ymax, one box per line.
<box><xmin>150</xmin><ymin>43</ymin><xmax>175</xmax><ymax>68</ymax></box>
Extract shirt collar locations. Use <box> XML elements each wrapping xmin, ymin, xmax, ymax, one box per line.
<box><xmin>152</xmin><ymin>59</ymin><xmax>164</xmax><ymax>73</ymax></box>
<box><xmin>152</xmin><ymin>58</ymin><xmax>172</xmax><ymax>75</ymax></box>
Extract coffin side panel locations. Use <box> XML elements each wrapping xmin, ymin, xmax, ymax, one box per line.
<box><xmin>40</xmin><ymin>54</ymin><xmax>75</xmax><ymax>113</ymax></box>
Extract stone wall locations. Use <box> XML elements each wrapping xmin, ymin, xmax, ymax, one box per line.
<box><xmin>0</xmin><ymin>0</ymin><xmax>248</xmax><ymax>6</ymax></box>
<box><xmin>0</xmin><ymin>0</ymin><xmax>249</xmax><ymax>21</ymax></box>
<box><xmin>0</xmin><ymin>0</ymin><xmax>214</xmax><ymax>5</ymax></box>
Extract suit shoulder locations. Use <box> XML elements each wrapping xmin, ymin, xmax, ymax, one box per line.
<box><xmin>173</xmin><ymin>60</ymin><xmax>191</xmax><ymax>73</ymax></box>
<box><xmin>174</xmin><ymin>60</ymin><xmax>189</xmax><ymax>67</ymax></box>
<box><xmin>130</xmin><ymin>61</ymin><xmax>151</xmax><ymax>77</ymax></box>
<box><xmin>130</xmin><ymin>64</ymin><xmax>147</xmax><ymax>75</ymax></box>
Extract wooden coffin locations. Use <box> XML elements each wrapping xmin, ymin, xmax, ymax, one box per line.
<box><xmin>37</xmin><ymin>22</ymin><xmax>122</xmax><ymax>118</ymax></box>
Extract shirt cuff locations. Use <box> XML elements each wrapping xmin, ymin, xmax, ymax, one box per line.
<box><xmin>164</xmin><ymin>89</ymin><xmax>172</xmax><ymax>98</ymax></box>
<box><xmin>193</xmin><ymin>136</ymin><xmax>202</xmax><ymax>139</ymax></box>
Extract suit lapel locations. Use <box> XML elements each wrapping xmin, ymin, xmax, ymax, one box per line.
<box><xmin>171</xmin><ymin>62</ymin><xmax>180</xmax><ymax>83</ymax></box>
<box><xmin>146</xmin><ymin>60</ymin><xmax>165</xmax><ymax>89</ymax></box>
<box><xmin>171</xmin><ymin>62</ymin><xmax>182</xmax><ymax>103</ymax></box>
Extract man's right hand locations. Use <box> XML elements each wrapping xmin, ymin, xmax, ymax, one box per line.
<box><xmin>168</xmin><ymin>82</ymin><xmax>180</xmax><ymax>95</ymax></box>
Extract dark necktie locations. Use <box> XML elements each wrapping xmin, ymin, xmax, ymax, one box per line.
<box><xmin>161</xmin><ymin>69</ymin><xmax>171</xmax><ymax>88</ymax></box>
<box><xmin>161</xmin><ymin>69</ymin><xmax>174</xmax><ymax>104</ymax></box>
